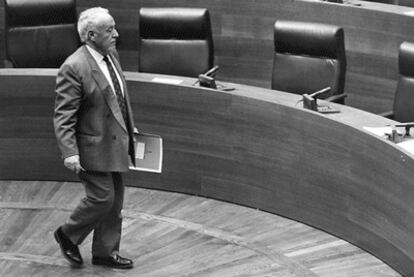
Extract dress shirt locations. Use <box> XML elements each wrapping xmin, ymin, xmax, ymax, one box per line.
<box><xmin>86</xmin><ymin>45</ymin><xmax>124</xmax><ymax>96</ymax></box>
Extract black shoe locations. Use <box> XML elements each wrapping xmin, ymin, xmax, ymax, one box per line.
<box><xmin>92</xmin><ymin>255</ymin><xmax>134</xmax><ymax>269</ymax></box>
<box><xmin>54</xmin><ymin>226</ymin><xmax>83</xmax><ymax>266</ymax></box>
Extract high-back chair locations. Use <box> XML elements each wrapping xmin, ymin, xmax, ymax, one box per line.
<box><xmin>4</xmin><ymin>0</ymin><xmax>80</xmax><ymax>68</ymax></box>
<box><xmin>272</xmin><ymin>20</ymin><xmax>347</xmax><ymax>103</ymax></box>
<box><xmin>138</xmin><ymin>7</ymin><xmax>214</xmax><ymax>77</ymax></box>
<box><xmin>381</xmin><ymin>41</ymin><xmax>414</xmax><ymax>122</ymax></box>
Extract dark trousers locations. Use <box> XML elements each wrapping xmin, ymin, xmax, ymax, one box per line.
<box><xmin>61</xmin><ymin>171</ymin><xmax>124</xmax><ymax>257</ymax></box>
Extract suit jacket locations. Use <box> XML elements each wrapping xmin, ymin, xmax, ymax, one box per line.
<box><xmin>54</xmin><ymin>45</ymin><xmax>136</xmax><ymax>172</ymax></box>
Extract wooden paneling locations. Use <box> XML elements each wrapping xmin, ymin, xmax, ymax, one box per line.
<box><xmin>1</xmin><ymin>69</ymin><xmax>414</xmax><ymax>275</ymax></box>
<box><xmin>0</xmin><ymin>69</ymin><xmax>73</xmax><ymax>181</ymax></box>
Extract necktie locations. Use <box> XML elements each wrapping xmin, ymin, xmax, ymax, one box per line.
<box><xmin>103</xmin><ymin>55</ymin><xmax>128</xmax><ymax>125</ymax></box>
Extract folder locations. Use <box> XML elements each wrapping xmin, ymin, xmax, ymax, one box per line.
<box><xmin>129</xmin><ymin>133</ymin><xmax>163</xmax><ymax>173</ymax></box>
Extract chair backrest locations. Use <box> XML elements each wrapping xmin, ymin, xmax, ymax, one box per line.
<box><xmin>138</xmin><ymin>7</ymin><xmax>214</xmax><ymax>77</ymax></box>
<box><xmin>393</xmin><ymin>41</ymin><xmax>414</xmax><ymax>122</ymax></box>
<box><xmin>271</xmin><ymin>20</ymin><xmax>346</xmax><ymax>99</ymax></box>
<box><xmin>4</xmin><ymin>0</ymin><xmax>80</xmax><ymax>68</ymax></box>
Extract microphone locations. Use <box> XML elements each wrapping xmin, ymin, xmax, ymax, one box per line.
<box><xmin>393</xmin><ymin>122</ymin><xmax>414</xmax><ymax>137</ymax></box>
<box><xmin>198</xmin><ymin>65</ymin><xmax>219</xmax><ymax>89</ymax></box>
<box><xmin>386</xmin><ymin>125</ymin><xmax>404</xmax><ymax>143</ymax></box>
<box><xmin>198</xmin><ymin>74</ymin><xmax>217</xmax><ymax>89</ymax></box>
<box><xmin>309</xmin><ymin>87</ymin><xmax>331</xmax><ymax>99</ymax></box>
<box><xmin>204</xmin><ymin>65</ymin><xmax>219</xmax><ymax>77</ymax></box>
<box><xmin>302</xmin><ymin>87</ymin><xmax>335</xmax><ymax>112</ymax></box>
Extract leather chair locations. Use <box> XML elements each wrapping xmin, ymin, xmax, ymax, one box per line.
<box><xmin>4</xmin><ymin>0</ymin><xmax>80</xmax><ymax>68</ymax></box>
<box><xmin>138</xmin><ymin>7</ymin><xmax>214</xmax><ymax>77</ymax></box>
<box><xmin>272</xmin><ymin>20</ymin><xmax>347</xmax><ymax>103</ymax></box>
<box><xmin>381</xmin><ymin>42</ymin><xmax>414</xmax><ymax>122</ymax></box>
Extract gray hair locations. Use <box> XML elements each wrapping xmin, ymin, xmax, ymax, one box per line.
<box><xmin>77</xmin><ymin>7</ymin><xmax>111</xmax><ymax>43</ymax></box>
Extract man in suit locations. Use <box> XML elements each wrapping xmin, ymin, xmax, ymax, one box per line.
<box><xmin>53</xmin><ymin>7</ymin><xmax>137</xmax><ymax>269</ymax></box>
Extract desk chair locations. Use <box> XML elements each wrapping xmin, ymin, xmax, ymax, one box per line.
<box><xmin>381</xmin><ymin>42</ymin><xmax>414</xmax><ymax>122</ymax></box>
<box><xmin>138</xmin><ymin>7</ymin><xmax>214</xmax><ymax>78</ymax></box>
<box><xmin>4</xmin><ymin>0</ymin><xmax>80</xmax><ymax>68</ymax></box>
<box><xmin>272</xmin><ymin>20</ymin><xmax>347</xmax><ymax>103</ymax></box>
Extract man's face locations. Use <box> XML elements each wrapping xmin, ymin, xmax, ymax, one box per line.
<box><xmin>90</xmin><ymin>14</ymin><xmax>118</xmax><ymax>55</ymax></box>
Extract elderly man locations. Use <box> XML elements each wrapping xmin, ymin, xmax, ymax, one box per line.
<box><xmin>53</xmin><ymin>7</ymin><xmax>137</xmax><ymax>269</ymax></box>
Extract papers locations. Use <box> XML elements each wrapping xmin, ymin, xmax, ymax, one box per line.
<box><xmin>397</xmin><ymin>139</ymin><xmax>414</xmax><ymax>155</ymax></box>
<box><xmin>404</xmin><ymin>10</ymin><xmax>414</xmax><ymax>17</ymax></box>
<box><xmin>135</xmin><ymin>142</ymin><xmax>145</xmax><ymax>160</ymax></box>
<box><xmin>129</xmin><ymin>133</ymin><xmax>163</xmax><ymax>173</ymax></box>
<box><xmin>151</xmin><ymin>77</ymin><xmax>183</xmax><ymax>85</ymax></box>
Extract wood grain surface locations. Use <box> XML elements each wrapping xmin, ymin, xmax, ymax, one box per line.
<box><xmin>0</xmin><ymin>180</ymin><xmax>400</xmax><ymax>276</ymax></box>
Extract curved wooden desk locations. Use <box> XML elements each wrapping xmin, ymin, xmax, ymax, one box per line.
<box><xmin>1</xmin><ymin>69</ymin><xmax>414</xmax><ymax>275</ymax></box>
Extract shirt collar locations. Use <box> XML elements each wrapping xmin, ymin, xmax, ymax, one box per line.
<box><xmin>86</xmin><ymin>44</ymin><xmax>106</xmax><ymax>64</ymax></box>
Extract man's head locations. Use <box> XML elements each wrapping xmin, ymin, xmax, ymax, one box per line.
<box><xmin>77</xmin><ymin>7</ymin><xmax>118</xmax><ymax>55</ymax></box>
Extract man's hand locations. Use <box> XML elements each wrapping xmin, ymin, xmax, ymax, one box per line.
<box><xmin>64</xmin><ymin>155</ymin><xmax>85</xmax><ymax>174</ymax></box>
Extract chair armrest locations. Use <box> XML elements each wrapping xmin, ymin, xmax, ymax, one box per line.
<box><xmin>378</xmin><ymin>110</ymin><xmax>394</xmax><ymax>119</ymax></box>
<box><xmin>325</xmin><ymin>93</ymin><xmax>347</xmax><ymax>104</ymax></box>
